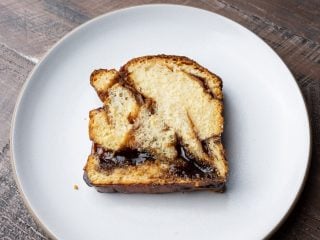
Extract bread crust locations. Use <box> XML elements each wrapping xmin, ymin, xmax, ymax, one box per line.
<box><xmin>83</xmin><ymin>172</ymin><xmax>225</xmax><ymax>193</ymax></box>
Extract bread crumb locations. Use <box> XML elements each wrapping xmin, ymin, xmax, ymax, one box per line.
<box><xmin>73</xmin><ymin>184</ymin><xmax>79</xmax><ymax>190</ymax></box>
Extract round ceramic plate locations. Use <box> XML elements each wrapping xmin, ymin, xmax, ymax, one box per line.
<box><xmin>11</xmin><ymin>4</ymin><xmax>310</xmax><ymax>240</ymax></box>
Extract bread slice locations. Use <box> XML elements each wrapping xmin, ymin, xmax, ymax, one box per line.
<box><xmin>84</xmin><ymin>55</ymin><xmax>228</xmax><ymax>193</ymax></box>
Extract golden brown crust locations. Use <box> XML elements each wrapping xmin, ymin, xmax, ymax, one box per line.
<box><xmin>84</xmin><ymin>172</ymin><xmax>225</xmax><ymax>193</ymax></box>
<box><xmin>90</xmin><ymin>69</ymin><xmax>119</xmax><ymax>102</ymax></box>
<box><xmin>83</xmin><ymin>155</ymin><xmax>226</xmax><ymax>193</ymax></box>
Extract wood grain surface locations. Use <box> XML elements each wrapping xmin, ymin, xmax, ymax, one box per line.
<box><xmin>0</xmin><ymin>0</ymin><xmax>319</xmax><ymax>239</ymax></box>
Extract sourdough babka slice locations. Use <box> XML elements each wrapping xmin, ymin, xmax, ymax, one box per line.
<box><xmin>84</xmin><ymin>55</ymin><xmax>228</xmax><ymax>193</ymax></box>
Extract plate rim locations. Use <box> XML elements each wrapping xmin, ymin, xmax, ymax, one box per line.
<box><xmin>9</xmin><ymin>3</ymin><xmax>312</xmax><ymax>239</ymax></box>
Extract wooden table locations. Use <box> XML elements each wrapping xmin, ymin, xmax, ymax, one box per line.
<box><xmin>0</xmin><ymin>1</ymin><xmax>319</xmax><ymax>239</ymax></box>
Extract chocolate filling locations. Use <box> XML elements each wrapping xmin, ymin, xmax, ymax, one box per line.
<box><xmin>95</xmin><ymin>145</ymin><xmax>153</xmax><ymax>170</ymax></box>
<box><xmin>188</xmin><ymin>73</ymin><xmax>217</xmax><ymax>99</ymax></box>
<box><xmin>169</xmin><ymin>143</ymin><xmax>216</xmax><ymax>179</ymax></box>
<box><xmin>118</xmin><ymin>71</ymin><xmax>146</xmax><ymax>105</ymax></box>
<box><xmin>94</xmin><ymin>143</ymin><xmax>216</xmax><ymax>179</ymax></box>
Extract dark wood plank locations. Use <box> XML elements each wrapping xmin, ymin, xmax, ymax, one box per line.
<box><xmin>219</xmin><ymin>0</ymin><xmax>320</xmax><ymax>43</ymax></box>
<box><xmin>0</xmin><ymin>0</ymin><xmax>319</xmax><ymax>239</ymax></box>
<box><xmin>0</xmin><ymin>0</ymin><xmax>87</xmax><ymax>59</ymax></box>
<box><xmin>0</xmin><ymin>0</ymin><xmax>319</xmax><ymax>60</ymax></box>
<box><xmin>0</xmin><ymin>44</ymin><xmax>49</xmax><ymax>239</ymax></box>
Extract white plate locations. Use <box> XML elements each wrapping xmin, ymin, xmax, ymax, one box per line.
<box><xmin>11</xmin><ymin>4</ymin><xmax>310</xmax><ymax>240</ymax></box>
